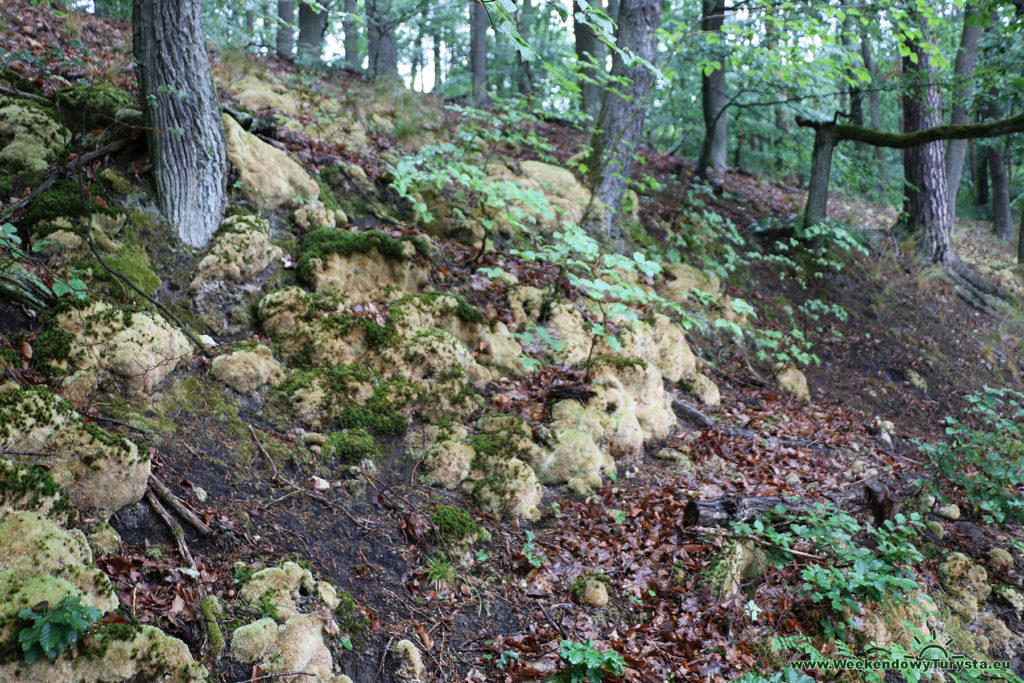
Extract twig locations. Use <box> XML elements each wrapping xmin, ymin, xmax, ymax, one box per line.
<box><xmin>233</xmin><ymin>672</ymin><xmax>316</xmax><ymax>683</ymax></box>
<box><xmin>145</xmin><ymin>488</ymin><xmax>202</xmax><ymax>577</ymax></box>
<box><xmin>375</xmin><ymin>636</ymin><xmax>395</xmax><ymax>682</ymax></box>
<box><xmin>149</xmin><ymin>474</ymin><xmax>213</xmax><ymax>536</ymax></box>
<box><xmin>0</xmin><ymin>84</ymin><xmax>49</xmax><ymax>104</ymax></box>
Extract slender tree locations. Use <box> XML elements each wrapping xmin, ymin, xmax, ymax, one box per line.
<box><xmin>946</xmin><ymin>2</ymin><xmax>983</xmax><ymax>218</ymax></box>
<box><xmin>133</xmin><ymin>0</ymin><xmax>226</xmax><ymax>247</ymax></box>
<box><xmin>989</xmin><ymin>141</ymin><xmax>1014</xmax><ymax>239</ymax></box>
<box><xmin>574</xmin><ymin>0</ymin><xmax>603</xmax><ymax>120</ymax></box>
<box><xmin>696</xmin><ymin>0</ymin><xmax>728</xmax><ymax>177</ymax></box>
<box><xmin>343</xmin><ymin>0</ymin><xmax>359</xmax><ymax>68</ymax></box>
<box><xmin>276</xmin><ymin>0</ymin><xmax>295</xmax><ymax>57</ymax></box>
<box><xmin>470</xmin><ymin>0</ymin><xmax>488</xmax><ymax>104</ymax></box>
<box><xmin>585</xmin><ymin>0</ymin><xmax>662</xmax><ymax>239</ymax></box>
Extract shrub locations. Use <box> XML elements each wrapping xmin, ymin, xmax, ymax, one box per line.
<box><xmin>17</xmin><ymin>595</ymin><xmax>102</xmax><ymax>664</ymax></box>
<box><xmin>916</xmin><ymin>386</ymin><xmax>1024</xmax><ymax>525</ymax></box>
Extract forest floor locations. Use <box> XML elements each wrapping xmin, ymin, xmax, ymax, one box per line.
<box><xmin>2</xmin><ymin>3</ymin><xmax>1024</xmax><ymax>682</ymax></box>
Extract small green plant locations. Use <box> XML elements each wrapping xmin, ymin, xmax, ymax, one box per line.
<box><xmin>424</xmin><ymin>554</ymin><xmax>457</xmax><ymax>590</ymax></box>
<box><xmin>497</xmin><ymin>648</ymin><xmax>520</xmax><ymax>671</ymax></box>
<box><xmin>552</xmin><ymin>639</ymin><xmax>625</xmax><ymax>683</ymax></box>
<box><xmin>916</xmin><ymin>386</ymin><xmax>1024</xmax><ymax>525</ymax></box>
<box><xmin>522</xmin><ymin>530</ymin><xmax>546</xmax><ymax>569</ymax></box>
<box><xmin>17</xmin><ymin>595</ymin><xmax>102</xmax><ymax>665</ymax></box>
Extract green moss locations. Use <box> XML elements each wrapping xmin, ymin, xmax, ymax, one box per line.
<box><xmin>391</xmin><ymin>292</ymin><xmax>484</xmax><ymax>325</ymax></box>
<box><xmin>323</xmin><ymin>428</ymin><xmax>379</xmax><ymax>462</ymax></box>
<box><xmin>56</xmin><ymin>83</ymin><xmax>136</xmax><ymax>129</ymax></box>
<box><xmin>82</xmin><ymin>622</ymin><xmax>136</xmax><ymax>659</ymax></box>
<box><xmin>322</xmin><ymin>313</ymin><xmax>397</xmax><ymax>349</ymax></box>
<box><xmin>94</xmin><ymin>245</ymin><xmax>161</xmax><ymax>296</ymax></box>
<box><xmin>32</xmin><ymin>326</ymin><xmax>72</xmax><ymax>376</ymax></box>
<box><xmin>297</xmin><ymin>227</ymin><xmax>413</xmax><ymax>282</ymax></box>
<box><xmin>200</xmin><ymin>596</ymin><xmax>224</xmax><ymax>657</ymax></box>
<box><xmin>258</xmin><ymin>588</ymin><xmax>282</xmax><ymax>622</ymax></box>
<box><xmin>583</xmin><ymin>355</ymin><xmax>647</xmax><ymax>371</ymax></box>
<box><xmin>0</xmin><ymin>459</ymin><xmax>71</xmax><ymax>521</ymax></box>
<box><xmin>431</xmin><ymin>505</ymin><xmax>479</xmax><ymax>541</ymax></box>
<box><xmin>314</xmin><ymin>175</ymin><xmax>343</xmax><ymax>213</ymax></box>
<box><xmin>335</xmin><ymin>591</ymin><xmax>369</xmax><ymax>633</ymax></box>
<box><xmin>23</xmin><ymin>179</ymin><xmax>116</xmax><ymax>228</ymax></box>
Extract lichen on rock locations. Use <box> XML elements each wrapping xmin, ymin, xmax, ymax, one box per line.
<box><xmin>0</xmin><ymin>388</ymin><xmax>149</xmax><ymax>519</ymax></box>
<box><xmin>0</xmin><ymin>98</ymin><xmax>70</xmax><ymax>172</ymax></box>
<box><xmin>56</xmin><ymin>300</ymin><xmax>193</xmax><ymax>397</ymax></box>
<box><xmin>222</xmin><ymin>113</ymin><xmax>319</xmax><ymax>210</ymax></box>
<box><xmin>210</xmin><ymin>344</ymin><xmax>285</xmax><ymax>395</ymax></box>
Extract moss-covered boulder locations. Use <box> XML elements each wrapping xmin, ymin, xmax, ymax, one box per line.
<box><xmin>0</xmin><ymin>623</ymin><xmax>208</xmax><ymax>682</ymax></box>
<box><xmin>55</xmin><ymin>300</ymin><xmax>193</xmax><ymax>397</ymax></box>
<box><xmin>775</xmin><ymin>363</ymin><xmax>810</xmax><ymax>401</ymax></box>
<box><xmin>222</xmin><ymin>113</ymin><xmax>318</xmax><ymax>210</ymax></box>
<box><xmin>230</xmin><ymin>74</ymin><xmax>301</xmax><ymax>118</ymax></box>
<box><xmin>239</xmin><ymin>561</ymin><xmax>317</xmax><ymax>621</ymax></box>
<box><xmin>0</xmin><ymin>457</ymin><xmax>70</xmax><ymax>520</ymax></box>
<box><xmin>0</xmin><ymin>98</ymin><xmax>70</xmax><ymax>172</ymax></box>
<box><xmin>56</xmin><ymin>84</ymin><xmax>136</xmax><ymax>129</ymax></box>
<box><xmin>297</xmin><ymin>227</ymin><xmax>430</xmax><ymax>303</ymax></box>
<box><xmin>190</xmin><ymin>214</ymin><xmax>283</xmax><ymax>334</ymax></box>
<box><xmin>486</xmin><ymin>160</ymin><xmax>605</xmax><ymax>236</ymax></box>
<box><xmin>210</xmin><ymin>345</ymin><xmax>284</xmax><ymax>395</ymax></box>
<box><xmin>939</xmin><ymin>552</ymin><xmax>991</xmax><ymax>623</ymax></box>
<box><xmin>0</xmin><ymin>389</ymin><xmax>150</xmax><ymax>519</ymax></box>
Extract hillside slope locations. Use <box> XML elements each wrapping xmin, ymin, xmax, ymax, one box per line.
<box><xmin>1</xmin><ymin>4</ymin><xmax>1024</xmax><ymax>682</ymax></box>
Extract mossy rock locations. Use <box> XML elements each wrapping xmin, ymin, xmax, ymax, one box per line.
<box><xmin>23</xmin><ymin>178</ymin><xmax>116</xmax><ymax>228</ymax></box>
<box><xmin>323</xmin><ymin>427</ymin><xmax>380</xmax><ymax>462</ymax></box>
<box><xmin>297</xmin><ymin>226</ymin><xmax>427</xmax><ymax>283</ymax></box>
<box><xmin>0</xmin><ymin>98</ymin><xmax>69</xmax><ymax>173</ymax></box>
<box><xmin>430</xmin><ymin>505</ymin><xmax>479</xmax><ymax>542</ymax></box>
<box><xmin>56</xmin><ymin>84</ymin><xmax>137</xmax><ymax>130</ymax></box>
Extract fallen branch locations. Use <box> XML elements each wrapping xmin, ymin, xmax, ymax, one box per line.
<box><xmin>148</xmin><ymin>474</ymin><xmax>213</xmax><ymax>536</ymax></box>
<box><xmin>0</xmin><ymin>84</ymin><xmax>49</xmax><ymax>105</ymax></box>
<box><xmin>145</xmin><ymin>488</ymin><xmax>199</xmax><ymax>573</ymax></box>
<box><xmin>671</xmin><ymin>398</ymin><xmax>835</xmax><ymax>454</ymax></box>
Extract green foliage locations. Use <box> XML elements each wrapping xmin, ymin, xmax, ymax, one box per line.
<box><xmin>430</xmin><ymin>505</ymin><xmax>479</xmax><ymax>541</ymax></box>
<box><xmin>552</xmin><ymin>639</ymin><xmax>625</xmax><ymax>683</ymax></box>
<box><xmin>17</xmin><ymin>595</ymin><xmax>102</xmax><ymax>665</ymax></box>
<box><xmin>424</xmin><ymin>554</ymin><xmax>457</xmax><ymax>588</ymax></box>
<box><xmin>732</xmin><ymin>668</ymin><xmax>815</xmax><ymax>683</ymax></box>
<box><xmin>323</xmin><ymin>428</ymin><xmax>380</xmax><ymax>462</ymax></box>
<box><xmin>522</xmin><ymin>530</ymin><xmax>546</xmax><ymax>569</ymax></box>
<box><xmin>916</xmin><ymin>386</ymin><xmax>1024</xmax><ymax>525</ymax></box>
<box><xmin>732</xmin><ymin>502</ymin><xmax>925</xmax><ymax>635</ymax></box>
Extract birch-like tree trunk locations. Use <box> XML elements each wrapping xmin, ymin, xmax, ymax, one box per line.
<box><xmin>276</xmin><ymin>0</ymin><xmax>295</xmax><ymax>57</ymax></box>
<box><xmin>946</xmin><ymin>3</ymin><xmax>982</xmax><ymax>218</ymax></box>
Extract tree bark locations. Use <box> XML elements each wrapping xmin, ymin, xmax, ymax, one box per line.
<box><xmin>133</xmin><ymin>0</ymin><xmax>226</xmax><ymax>248</ymax></box>
<box><xmin>989</xmin><ymin>143</ymin><xmax>1014</xmax><ymax>240</ymax></box>
<box><xmin>470</xmin><ymin>0</ymin><xmax>489</xmax><ymax>105</ymax></box>
<box><xmin>584</xmin><ymin>0</ymin><xmax>661</xmax><ymax>239</ymax></box>
<box><xmin>276</xmin><ymin>0</ymin><xmax>295</xmax><ymax>58</ymax></box>
<box><xmin>946</xmin><ymin>2</ymin><xmax>983</xmax><ymax>219</ymax></box>
<box><xmin>803</xmin><ymin>125</ymin><xmax>838</xmax><ymax>228</ymax></box>
<box><xmin>297</xmin><ymin>1</ymin><xmax>327</xmax><ymax>63</ymax></box>
<box><xmin>343</xmin><ymin>0</ymin><xmax>359</xmax><ymax>69</ymax></box>
<box><xmin>860</xmin><ymin>29</ymin><xmax>885</xmax><ymax>181</ymax></box>
<box><xmin>1018</xmin><ymin>199</ymin><xmax>1024</xmax><ymax>264</ymax></box>
<box><xmin>366</xmin><ymin>0</ymin><xmax>398</xmax><ymax>78</ymax></box>
<box><xmin>899</xmin><ymin>7</ymin><xmax>953</xmax><ymax>264</ymax></box>
<box><xmin>433</xmin><ymin>33</ymin><xmax>444</xmax><ymax>93</ymax></box>
<box><xmin>515</xmin><ymin>0</ymin><xmax>534</xmax><ymax>96</ymax></box>
<box><xmin>696</xmin><ymin>0</ymin><xmax>728</xmax><ymax>177</ymax></box>
<box><xmin>976</xmin><ymin>148</ymin><xmax>989</xmax><ymax>205</ymax></box>
<box><xmin>574</xmin><ymin>0</ymin><xmax>603</xmax><ymax>121</ymax></box>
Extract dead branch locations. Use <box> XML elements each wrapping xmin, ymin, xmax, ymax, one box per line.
<box><xmin>148</xmin><ymin>474</ymin><xmax>213</xmax><ymax>536</ymax></box>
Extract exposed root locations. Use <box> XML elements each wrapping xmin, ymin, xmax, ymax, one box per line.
<box><xmin>944</xmin><ymin>259</ymin><xmax>1009</xmax><ymax>316</ymax></box>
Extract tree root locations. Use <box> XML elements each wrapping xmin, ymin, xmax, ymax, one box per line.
<box><xmin>944</xmin><ymin>259</ymin><xmax>1011</xmax><ymax>316</ymax></box>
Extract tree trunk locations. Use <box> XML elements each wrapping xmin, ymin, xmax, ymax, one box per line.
<box><xmin>343</xmin><ymin>0</ymin><xmax>359</xmax><ymax>69</ymax></box>
<box><xmin>860</xmin><ymin>30</ymin><xmax>885</xmax><ymax>181</ymax></box>
<box><xmin>366</xmin><ymin>0</ymin><xmax>398</xmax><ymax>78</ymax></box>
<box><xmin>515</xmin><ymin>0</ymin><xmax>534</xmax><ymax>97</ymax></box>
<box><xmin>976</xmin><ymin>149</ymin><xmax>989</xmax><ymax>205</ymax></box>
<box><xmin>133</xmin><ymin>0</ymin><xmax>226</xmax><ymax>248</ymax></box>
<box><xmin>584</xmin><ymin>0</ymin><xmax>661</xmax><ymax>240</ymax></box>
<box><xmin>574</xmin><ymin>0</ymin><xmax>602</xmax><ymax>121</ymax></box>
<box><xmin>900</xmin><ymin>9</ymin><xmax>952</xmax><ymax>264</ymax></box>
<box><xmin>803</xmin><ymin>124</ymin><xmax>838</xmax><ymax>228</ymax></box>
<box><xmin>297</xmin><ymin>2</ymin><xmax>327</xmax><ymax>63</ymax></box>
<box><xmin>470</xmin><ymin>0</ymin><xmax>488</xmax><ymax>105</ymax></box>
<box><xmin>989</xmin><ymin>144</ymin><xmax>1014</xmax><ymax>240</ymax></box>
<box><xmin>946</xmin><ymin>2</ymin><xmax>983</xmax><ymax>219</ymax></box>
<box><xmin>1018</xmin><ymin>200</ymin><xmax>1024</xmax><ymax>264</ymax></box>
<box><xmin>433</xmin><ymin>34</ymin><xmax>443</xmax><ymax>93</ymax></box>
<box><xmin>276</xmin><ymin>0</ymin><xmax>295</xmax><ymax>58</ymax></box>
<box><xmin>696</xmin><ymin>0</ymin><xmax>727</xmax><ymax>177</ymax></box>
